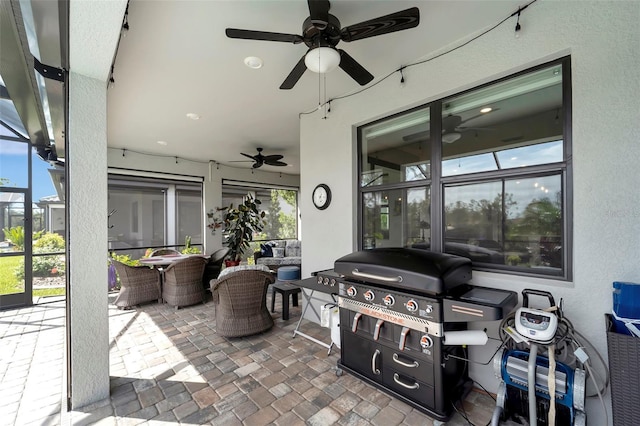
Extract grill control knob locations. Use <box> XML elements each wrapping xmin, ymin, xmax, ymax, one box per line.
<box><xmin>346</xmin><ymin>286</ymin><xmax>357</xmax><ymax>297</ymax></box>
<box><xmin>364</xmin><ymin>290</ymin><xmax>375</xmax><ymax>302</ymax></box>
<box><xmin>317</xmin><ymin>276</ymin><xmax>323</xmax><ymax>284</ymax></box>
<box><xmin>323</xmin><ymin>277</ymin><xmax>329</xmax><ymax>285</ymax></box>
<box><xmin>406</xmin><ymin>299</ymin><xmax>418</xmax><ymax>312</ymax></box>
<box><xmin>420</xmin><ymin>335</ymin><xmax>433</xmax><ymax>349</ymax></box>
<box><xmin>425</xmin><ymin>304</ymin><xmax>433</xmax><ymax>314</ymax></box>
<box><xmin>330</xmin><ymin>278</ymin><xmax>336</xmax><ymax>287</ymax></box>
<box><xmin>383</xmin><ymin>295</ymin><xmax>395</xmax><ymax>306</ymax></box>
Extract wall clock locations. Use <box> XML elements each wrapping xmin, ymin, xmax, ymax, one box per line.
<box><xmin>312</xmin><ymin>184</ymin><xmax>331</xmax><ymax>210</ymax></box>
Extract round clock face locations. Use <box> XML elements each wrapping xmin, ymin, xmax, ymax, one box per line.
<box><xmin>313</xmin><ymin>184</ymin><xmax>331</xmax><ymax>210</ymax></box>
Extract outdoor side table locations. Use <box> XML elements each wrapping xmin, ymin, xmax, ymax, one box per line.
<box><xmin>271</xmin><ymin>282</ymin><xmax>301</xmax><ymax>320</ymax></box>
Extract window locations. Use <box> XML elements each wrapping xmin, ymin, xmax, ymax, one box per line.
<box><xmin>108</xmin><ymin>176</ymin><xmax>203</xmax><ymax>258</ymax></box>
<box><xmin>222</xmin><ymin>181</ymin><xmax>298</xmax><ymax>241</ymax></box>
<box><xmin>359</xmin><ymin>57</ymin><xmax>571</xmax><ymax>279</ymax></box>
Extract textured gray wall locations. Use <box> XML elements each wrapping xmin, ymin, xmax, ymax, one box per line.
<box><xmin>300</xmin><ymin>2</ymin><xmax>640</xmax><ymax>424</ymax></box>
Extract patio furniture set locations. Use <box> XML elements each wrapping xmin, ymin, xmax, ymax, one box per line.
<box><xmin>110</xmin><ymin>248</ymin><xmax>302</xmax><ymax>337</ymax></box>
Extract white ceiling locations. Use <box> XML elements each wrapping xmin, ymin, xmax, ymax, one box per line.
<box><xmin>107</xmin><ymin>0</ymin><xmax>524</xmax><ymax>175</ymax></box>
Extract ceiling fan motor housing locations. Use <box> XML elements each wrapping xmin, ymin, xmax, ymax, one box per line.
<box><xmin>303</xmin><ymin>14</ymin><xmax>342</xmax><ymax>48</ymax></box>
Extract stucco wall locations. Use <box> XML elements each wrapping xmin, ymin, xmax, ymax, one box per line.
<box><xmin>300</xmin><ymin>2</ymin><xmax>640</xmax><ymax>424</ymax></box>
<box><xmin>68</xmin><ymin>71</ymin><xmax>110</xmax><ymax>408</ymax></box>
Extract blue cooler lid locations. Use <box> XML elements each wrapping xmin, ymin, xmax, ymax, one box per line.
<box><xmin>613</xmin><ymin>281</ymin><xmax>640</xmax><ymax>319</ymax></box>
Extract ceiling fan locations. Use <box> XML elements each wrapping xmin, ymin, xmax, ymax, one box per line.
<box><xmin>238</xmin><ymin>148</ymin><xmax>288</xmax><ymax>169</ymax></box>
<box><xmin>225</xmin><ymin>0</ymin><xmax>420</xmax><ymax>89</ymax></box>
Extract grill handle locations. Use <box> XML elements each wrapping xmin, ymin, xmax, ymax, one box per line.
<box><xmin>371</xmin><ymin>349</ymin><xmax>381</xmax><ymax>375</ymax></box>
<box><xmin>352</xmin><ymin>269</ymin><xmax>403</xmax><ymax>283</ymax></box>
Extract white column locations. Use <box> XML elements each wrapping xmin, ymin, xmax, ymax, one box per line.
<box><xmin>67</xmin><ymin>71</ymin><xmax>109</xmax><ymax>407</ymax></box>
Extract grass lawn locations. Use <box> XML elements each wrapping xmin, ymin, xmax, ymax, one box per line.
<box><xmin>0</xmin><ymin>256</ymin><xmax>66</xmax><ymax>298</ymax></box>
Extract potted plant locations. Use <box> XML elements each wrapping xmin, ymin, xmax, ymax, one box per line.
<box><xmin>223</xmin><ymin>194</ymin><xmax>265</xmax><ymax>266</ymax></box>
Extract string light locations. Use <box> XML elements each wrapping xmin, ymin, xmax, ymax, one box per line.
<box><xmin>122</xmin><ymin>149</ymin><xmax>126</xmax><ymax>157</ymax></box>
<box><xmin>322</xmin><ymin>101</ymin><xmax>331</xmax><ymax>120</ymax></box>
<box><xmin>299</xmin><ymin>0</ymin><xmax>538</xmax><ymax>117</ymax></box>
<box><xmin>108</xmin><ymin>66</ymin><xmax>115</xmax><ymax>89</ymax></box>
<box><xmin>122</xmin><ymin>7</ymin><xmax>129</xmax><ymax>35</ymax></box>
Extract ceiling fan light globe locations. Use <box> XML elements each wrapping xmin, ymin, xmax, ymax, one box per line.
<box><xmin>305</xmin><ymin>47</ymin><xmax>340</xmax><ymax>73</ymax></box>
<box><xmin>442</xmin><ymin>132</ymin><xmax>462</xmax><ymax>144</ymax></box>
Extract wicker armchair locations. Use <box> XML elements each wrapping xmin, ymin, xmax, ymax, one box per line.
<box><xmin>111</xmin><ymin>260</ymin><xmax>162</xmax><ymax>308</ymax></box>
<box><xmin>211</xmin><ymin>270</ymin><xmax>275</xmax><ymax>337</ymax></box>
<box><xmin>162</xmin><ymin>256</ymin><xmax>208</xmax><ymax>308</ymax></box>
<box><xmin>203</xmin><ymin>248</ymin><xmax>229</xmax><ymax>290</ymax></box>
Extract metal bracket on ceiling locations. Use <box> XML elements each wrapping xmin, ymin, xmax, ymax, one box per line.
<box><xmin>33</xmin><ymin>57</ymin><xmax>65</xmax><ymax>82</ymax></box>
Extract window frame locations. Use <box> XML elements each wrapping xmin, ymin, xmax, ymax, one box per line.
<box><xmin>357</xmin><ymin>56</ymin><xmax>573</xmax><ymax>281</ymax></box>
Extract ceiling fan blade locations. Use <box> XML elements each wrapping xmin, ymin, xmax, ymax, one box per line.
<box><xmin>225</xmin><ymin>28</ymin><xmax>303</xmax><ymax>44</ymax></box>
<box><xmin>265</xmin><ymin>160</ymin><xmax>288</xmax><ymax>167</ymax></box>
<box><xmin>262</xmin><ymin>154</ymin><xmax>284</xmax><ymax>162</ymax></box>
<box><xmin>338</xmin><ymin>49</ymin><xmax>374</xmax><ymax>86</ymax></box>
<box><xmin>307</xmin><ymin>0</ymin><xmax>330</xmax><ymax>28</ymax></box>
<box><xmin>240</xmin><ymin>152</ymin><xmax>256</xmax><ymax>160</ymax></box>
<box><xmin>252</xmin><ymin>162</ymin><xmax>263</xmax><ymax>169</ymax></box>
<box><xmin>443</xmin><ymin>115</ymin><xmax>462</xmax><ymax>132</ymax></box>
<box><xmin>340</xmin><ymin>7</ymin><xmax>420</xmax><ymax>42</ymax></box>
<box><xmin>280</xmin><ymin>55</ymin><xmax>308</xmax><ymax>90</ymax></box>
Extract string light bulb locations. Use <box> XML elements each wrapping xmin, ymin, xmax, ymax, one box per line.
<box><xmin>400</xmin><ymin>68</ymin><xmax>406</xmax><ymax>88</ymax></box>
<box><xmin>514</xmin><ymin>10</ymin><xmax>522</xmax><ymax>38</ymax></box>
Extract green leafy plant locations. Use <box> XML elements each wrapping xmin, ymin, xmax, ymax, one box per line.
<box><xmin>181</xmin><ymin>235</ymin><xmax>201</xmax><ymax>254</ymax></box>
<box><xmin>108</xmin><ymin>252</ymin><xmax>140</xmax><ymax>291</ymax></box>
<box><xmin>2</xmin><ymin>226</ymin><xmax>45</xmax><ymax>251</ymax></box>
<box><xmin>14</xmin><ymin>232</ymin><xmax>65</xmax><ymax>278</ymax></box>
<box><xmin>110</xmin><ymin>252</ymin><xmax>139</xmax><ymax>266</ymax></box>
<box><xmin>3</xmin><ymin>226</ymin><xmax>24</xmax><ymax>251</ymax></box>
<box><xmin>223</xmin><ymin>194</ymin><xmax>266</xmax><ymax>262</ymax></box>
<box><xmin>33</xmin><ymin>232</ymin><xmax>64</xmax><ymax>252</ymax></box>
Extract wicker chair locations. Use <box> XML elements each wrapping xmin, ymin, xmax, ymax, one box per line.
<box><xmin>203</xmin><ymin>248</ymin><xmax>230</xmax><ymax>290</ymax></box>
<box><xmin>162</xmin><ymin>256</ymin><xmax>208</xmax><ymax>308</ymax></box>
<box><xmin>111</xmin><ymin>260</ymin><xmax>162</xmax><ymax>309</ymax></box>
<box><xmin>149</xmin><ymin>248</ymin><xmax>181</xmax><ymax>257</ymax></box>
<box><xmin>211</xmin><ymin>270</ymin><xmax>275</xmax><ymax>337</ymax></box>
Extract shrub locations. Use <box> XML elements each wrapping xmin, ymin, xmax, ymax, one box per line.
<box><xmin>33</xmin><ymin>232</ymin><xmax>65</xmax><ymax>253</ymax></box>
<box><xmin>14</xmin><ymin>232</ymin><xmax>65</xmax><ymax>278</ymax></box>
<box><xmin>2</xmin><ymin>226</ymin><xmax>43</xmax><ymax>251</ymax></box>
<box><xmin>32</xmin><ymin>255</ymin><xmax>65</xmax><ymax>277</ymax></box>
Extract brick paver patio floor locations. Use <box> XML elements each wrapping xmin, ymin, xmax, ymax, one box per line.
<box><xmin>0</xmin><ymin>292</ymin><xmax>496</xmax><ymax>425</ymax></box>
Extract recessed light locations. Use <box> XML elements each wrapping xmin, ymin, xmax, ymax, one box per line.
<box><xmin>186</xmin><ymin>113</ymin><xmax>200</xmax><ymax>120</ymax></box>
<box><xmin>244</xmin><ymin>56</ymin><xmax>263</xmax><ymax>69</ymax></box>
<box><xmin>480</xmin><ymin>107</ymin><xmax>492</xmax><ymax>113</ymax></box>
<box><xmin>157</xmin><ymin>140</ymin><xmax>168</xmax><ymax>146</ymax></box>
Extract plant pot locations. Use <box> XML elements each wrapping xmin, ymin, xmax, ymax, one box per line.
<box><xmin>225</xmin><ymin>260</ymin><xmax>241</xmax><ymax>267</ymax></box>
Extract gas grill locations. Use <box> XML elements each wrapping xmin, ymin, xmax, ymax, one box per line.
<box><xmin>316</xmin><ymin>247</ymin><xmax>517</xmax><ymax>422</ymax></box>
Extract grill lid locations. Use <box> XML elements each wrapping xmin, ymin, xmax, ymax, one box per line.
<box><xmin>334</xmin><ymin>248</ymin><xmax>472</xmax><ymax>295</ymax></box>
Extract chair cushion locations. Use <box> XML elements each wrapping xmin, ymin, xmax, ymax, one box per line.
<box><xmin>285</xmin><ymin>240</ymin><xmax>301</xmax><ymax>257</ymax></box>
<box><xmin>260</xmin><ymin>243</ymin><xmax>273</xmax><ymax>257</ymax></box>
<box><xmin>218</xmin><ymin>264</ymin><xmax>271</xmax><ymax>279</ymax></box>
<box><xmin>272</xmin><ymin>248</ymin><xmax>285</xmax><ymax>258</ymax></box>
